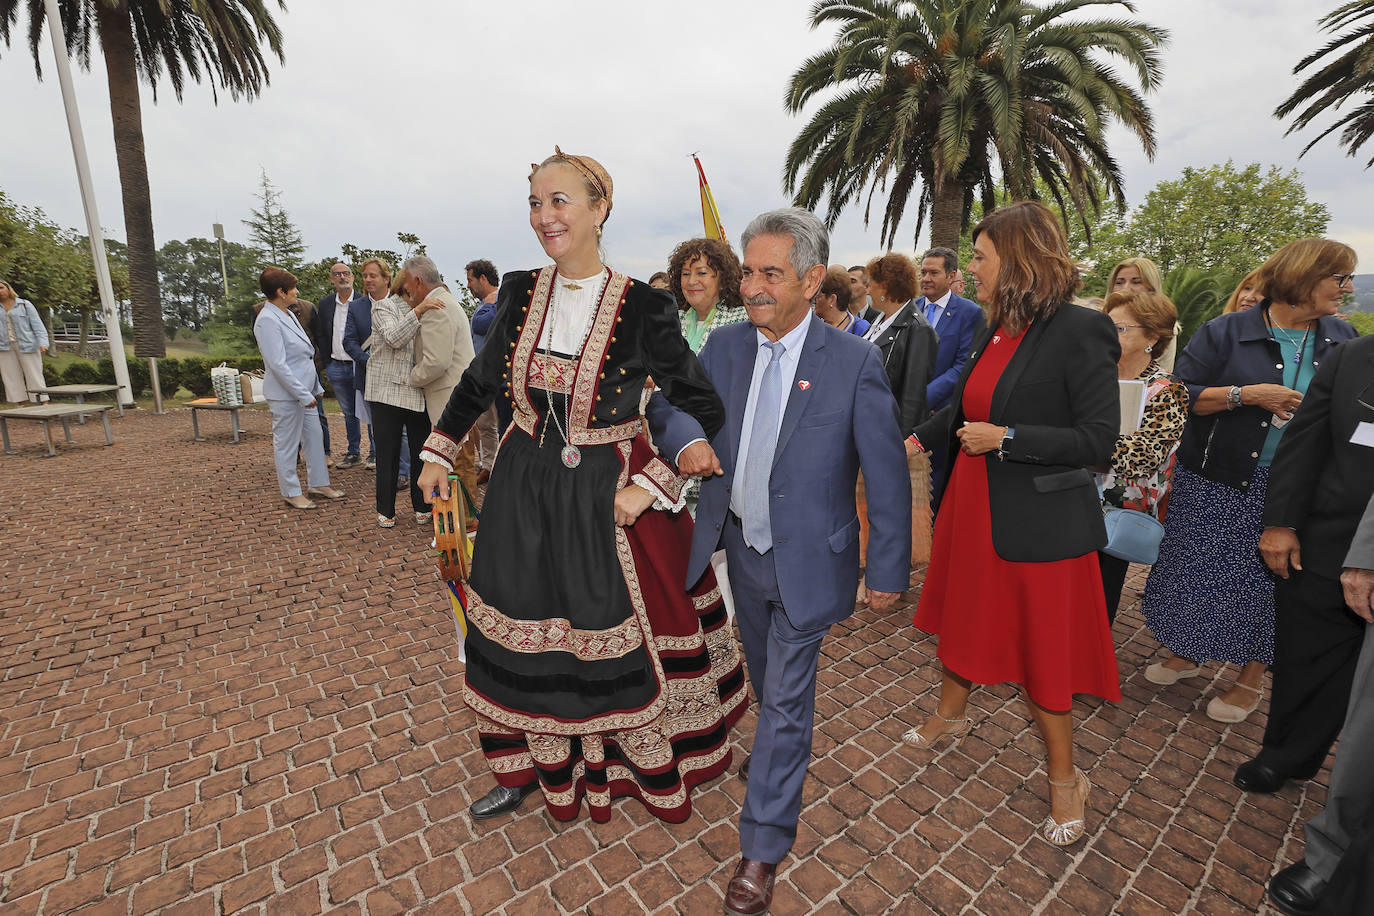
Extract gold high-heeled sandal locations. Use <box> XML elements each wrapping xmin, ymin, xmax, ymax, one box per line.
<box><xmin>901</xmin><ymin>712</ymin><xmax>973</xmax><ymax>750</ymax></box>
<box><xmin>1042</xmin><ymin>768</ymin><xmax>1091</xmax><ymax>846</ymax></box>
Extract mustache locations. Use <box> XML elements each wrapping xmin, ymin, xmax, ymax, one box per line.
<box><xmin>744</xmin><ymin>293</ymin><xmax>777</xmax><ymax>306</ymax></box>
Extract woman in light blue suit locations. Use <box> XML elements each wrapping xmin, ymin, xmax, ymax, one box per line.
<box><xmin>253</xmin><ymin>267</ymin><xmax>344</xmax><ymax>510</ymax></box>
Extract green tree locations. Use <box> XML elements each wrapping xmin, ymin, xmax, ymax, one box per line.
<box><xmin>0</xmin><ymin>0</ymin><xmax>286</xmax><ymax>359</ymax></box>
<box><xmin>1276</xmin><ymin>2</ymin><xmax>1374</xmax><ymax>165</ymax></box>
<box><xmin>243</xmin><ymin>169</ymin><xmax>305</xmax><ymax>269</ymax></box>
<box><xmin>1161</xmin><ymin>266</ymin><xmax>1229</xmax><ymax>349</ymax></box>
<box><xmin>1085</xmin><ymin>162</ymin><xmax>1330</xmax><ymax>291</ymax></box>
<box><xmin>158</xmin><ymin>236</ymin><xmax>252</xmax><ymax>331</ymax></box>
<box><xmin>0</xmin><ymin>189</ymin><xmax>128</xmax><ymax>347</ymax></box>
<box><xmin>783</xmin><ymin>0</ymin><xmax>1168</xmax><ymax>249</ymax></box>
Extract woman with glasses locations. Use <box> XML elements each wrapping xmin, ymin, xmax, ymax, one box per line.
<box><xmin>1096</xmin><ymin>290</ymin><xmax>1188</xmax><ymax>621</ymax></box>
<box><xmin>1140</xmin><ymin>239</ymin><xmax>1359</xmax><ymax>725</ymax></box>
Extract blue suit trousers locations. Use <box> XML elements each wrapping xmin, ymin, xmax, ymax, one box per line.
<box><xmin>724</xmin><ymin>514</ymin><xmax>831</xmax><ymax>864</ymax></box>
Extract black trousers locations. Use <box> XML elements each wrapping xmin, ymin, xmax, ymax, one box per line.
<box><xmin>369</xmin><ymin>401</ymin><xmax>430</xmax><ymax>520</ymax></box>
<box><xmin>1097</xmin><ymin>551</ymin><xmax>1129</xmax><ymax>625</ymax></box>
<box><xmin>1257</xmin><ymin>569</ymin><xmax>1367</xmax><ymax>778</ymax></box>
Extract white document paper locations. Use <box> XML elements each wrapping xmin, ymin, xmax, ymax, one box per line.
<box><xmin>1118</xmin><ymin>379</ymin><xmax>1147</xmax><ymax>436</ymax></box>
<box><xmin>1352</xmin><ymin>421</ymin><xmax>1374</xmax><ymax>448</ymax></box>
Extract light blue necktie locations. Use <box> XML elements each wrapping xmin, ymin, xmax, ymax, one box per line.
<box><xmin>741</xmin><ymin>341</ymin><xmax>785</xmax><ymax>552</ymax></box>
<box><xmin>924</xmin><ymin>298</ymin><xmax>939</xmax><ymax>326</ymax></box>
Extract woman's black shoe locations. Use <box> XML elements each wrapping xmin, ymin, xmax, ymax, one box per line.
<box><xmin>1268</xmin><ymin>862</ymin><xmax>1327</xmax><ymax>915</ymax></box>
<box><xmin>1234</xmin><ymin>759</ymin><xmax>1287</xmax><ymax>794</ymax></box>
<box><xmin>469</xmin><ymin>782</ymin><xmax>539</xmax><ymax>819</ymax></box>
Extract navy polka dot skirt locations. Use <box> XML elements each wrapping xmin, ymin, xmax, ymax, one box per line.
<box><xmin>1142</xmin><ymin>464</ymin><xmax>1274</xmax><ymax>666</ymax></box>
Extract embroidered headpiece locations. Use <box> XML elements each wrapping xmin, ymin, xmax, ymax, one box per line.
<box><xmin>530</xmin><ymin>146</ymin><xmax>614</xmax><ymax>220</ymax></box>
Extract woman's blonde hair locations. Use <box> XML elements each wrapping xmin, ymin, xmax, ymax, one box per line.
<box><xmin>1223</xmin><ymin>269</ymin><xmax>1262</xmax><ymax>314</ymax></box>
<box><xmin>1253</xmin><ymin>239</ymin><xmax>1356</xmax><ymax>308</ymax></box>
<box><xmin>390</xmin><ymin>268</ymin><xmax>410</xmax><ymax>300</ymax></box>
<box><xmin>1107</xmin><ymin>257</ymin><xmax>1162</xmax><ymax>294</ymax></box>
<box><xmin>1104</xmin><ymin>290</ymin><xmax>1178</xmax><ymax>349</ymax></box>
<box><xmin>971</xmin><ymin>201</ymin><xmax>1080</xmax><ymax>335</ymax></box>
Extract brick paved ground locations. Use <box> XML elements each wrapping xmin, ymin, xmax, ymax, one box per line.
<box><xmin>0</xmin><ymin>407</ymin><xmax>1326</xmax><ymax>915</ymax></box>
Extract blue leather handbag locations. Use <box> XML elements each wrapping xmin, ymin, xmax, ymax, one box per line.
<box><xmin>1102</xmin><ymin>506</ymin><xmax>1165</xmax><ymax>565</ymax></box>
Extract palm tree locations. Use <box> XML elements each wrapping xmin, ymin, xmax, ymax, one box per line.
<box><xmin>784</xmin><ymin>0</ymin><xmax>1168</xmax><ymax>250</ymax></box>
<box><xmin>1276</xmin><ymin>2</ymin><xmax>1374</xmax><ymax>166</ymax></box>
<box><xmin>0</xmin><ymin>0</ymin><xmax>285</xmax><ymax>359</ymax></box>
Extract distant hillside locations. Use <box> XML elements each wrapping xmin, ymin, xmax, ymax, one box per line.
<box><xmin>1352</xmin><ymin>275</ymin><xmax>1374</xmax><ymax>311</ymax></box>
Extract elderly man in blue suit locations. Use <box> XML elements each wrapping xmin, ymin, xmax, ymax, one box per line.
<box><xmin>648</xmin><ymin>208</ymin><xmax>911</xmax><ymax>916</ymax></box>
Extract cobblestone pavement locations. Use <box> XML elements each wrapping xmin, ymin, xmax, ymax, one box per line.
<box><xmin>0</xmin><ymin>408</ymin><xmax>1324</xmax><ymax>915</ymax></box>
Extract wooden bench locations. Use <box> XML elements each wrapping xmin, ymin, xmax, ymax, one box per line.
<box><xmin>0</xmin><ymin>404</ymin><xmax>115</xmax><ymax>457</ymax></box>
<box><xmin>188</xmin><ymin>398</ymin><xmax>264</xmax><ymax>444</ymax></box>
<box><xmin>28</xmin><ymin>384</ymin><xmax>126</xmax><ymax>424</ymax></box>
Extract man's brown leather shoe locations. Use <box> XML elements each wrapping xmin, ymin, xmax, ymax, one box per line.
<box><xmin>724</xmin><ymin>857</ymin><xmax>774</xmax><ymax>915</ymax></box>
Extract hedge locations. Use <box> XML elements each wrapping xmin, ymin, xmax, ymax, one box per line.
<box><xmin>58</xmin><ymin>355</ymin><xmax>267</xmax><ymax>398</ymax></box>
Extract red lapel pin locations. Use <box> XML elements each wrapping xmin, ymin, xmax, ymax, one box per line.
<box><xmin>798</xmin><ymin>380</ymin><xmax>811</xmax><ymax>390</ymax></box>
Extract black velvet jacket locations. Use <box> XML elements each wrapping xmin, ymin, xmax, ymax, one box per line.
<box><xmin>432</xmin><ymin>267</ymin><xmax>723</xmax><ymax>448</ymax></box>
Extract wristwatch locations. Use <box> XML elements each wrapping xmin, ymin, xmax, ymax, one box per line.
<box><xmin>997</xmin><ymin>426</ymin><xmax>1015</xmax><ymax>461</ymax></box>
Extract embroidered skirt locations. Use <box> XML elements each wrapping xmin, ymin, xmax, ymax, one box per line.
<box><xmin>462</xmin><ymin>410</ymin><xmax>746</xmax><ymax>823</ymax></box>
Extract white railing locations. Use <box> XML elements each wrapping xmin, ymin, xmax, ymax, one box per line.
<box><xmin>51</xmin><ymin>321</ymin><xmax>110</xmax><ymax>344</ymax></box>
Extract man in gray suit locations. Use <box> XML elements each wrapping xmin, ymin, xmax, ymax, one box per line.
<box><xmin>1268</xmin><ymin>492</ymin><xmax>1374</xmax><ymax>915</ymax></box>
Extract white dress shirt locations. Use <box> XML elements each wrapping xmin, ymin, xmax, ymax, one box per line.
<box><xmin>920</xmin><ymin>289</ymin><xmax>953</xmax><ymax>328</ymax></box>
<box><xmin>728</xmin><ymin>316</ymin><xmax>813</xmax><ymax>520</ymax></box>
<box><xmin>863</xmin><ymin>307</ymin><xmax>901</xmax><ymax>342</ymax></box>
<box><xmin>331</xmin><ymin>293</ymin><xmax>352</xmax><ymax>361</ymax></box>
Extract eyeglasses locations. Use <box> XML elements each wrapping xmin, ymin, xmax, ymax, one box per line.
<box><xmin>1332</xmin><ymin>273</ymin><xmax>1356</xmax><ymax>287</ymax></box>
<box><xmin>330</xmin><ymin>270</ymin><xmax>352</xmax><ymax>278</ymax></box>
<box><xmin>1113</xmin><ymin>324</ymin><xmax>1145</xmax><ymax>334</ymax></box>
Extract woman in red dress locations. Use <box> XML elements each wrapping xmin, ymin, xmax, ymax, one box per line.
<box><xmin>909</xmin><ymin>201</ymin><xmax>1122</xmax><ymax>846</ymax></box>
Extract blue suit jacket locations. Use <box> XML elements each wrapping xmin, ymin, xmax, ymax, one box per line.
<box><xmin>918</xmin><ymin>292</ymin><xmax>984</xmax><ymax>413</ymax></box>
<box><xmin>341</xmin><ymin>296</ymin><xmax>375</xmax><ymax>394</ymax></box>
<box><xmin>647</xmin><ymin>314</ymin><xmax>912</xmax><ymax>630</ymax></box>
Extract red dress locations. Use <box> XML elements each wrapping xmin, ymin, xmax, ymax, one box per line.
<box><xmin>913</xmin><ymin>327</ymin><xmax>1121</xmax><ymax>711</ymax></box>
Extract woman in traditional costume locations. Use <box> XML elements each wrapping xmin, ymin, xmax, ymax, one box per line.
<box><xmin>416</xmin><ymin>149</ymin><xmax>745</xmax><ymax>823</ymax></box>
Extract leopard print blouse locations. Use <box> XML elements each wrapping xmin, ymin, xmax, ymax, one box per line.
<box><xmin>1099</xmin><ymin>362</ymin><xmax>1189</xmax><ymax>518</ymax></box>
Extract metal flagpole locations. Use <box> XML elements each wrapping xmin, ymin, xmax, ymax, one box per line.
<box><xmin>43</xmin><ymin>0</ymin><xmax>135</xmax><ymax>408</ymax></box>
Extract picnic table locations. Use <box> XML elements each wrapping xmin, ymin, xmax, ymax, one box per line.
<box><xmin>0</xmin><ymin>404</ymin><xmax>115</xmax><ymax>457</ymax></box>
<box><xmin>188</xmin><ymin>398</ymin><xmax>265</xmax><ymax>443</ymax></box>
<box><xmin>27</xmin><ymin>384</ymin><xmax>126</xmax><ymax>423</ymax></box>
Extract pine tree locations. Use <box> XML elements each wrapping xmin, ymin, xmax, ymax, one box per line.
<box><xmin>243</xmin><ymin>169</ymin><xmax>305</xmax><ymax>269</ymax></box>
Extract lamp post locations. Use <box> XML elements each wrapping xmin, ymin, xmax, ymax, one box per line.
<box><xmin>213</xmin><ymin>223</ymin><xmax>230</xmax><ymax>301</ymax></box>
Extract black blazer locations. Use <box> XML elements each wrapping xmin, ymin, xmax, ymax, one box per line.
<box><xmin>870</xmin><ymin>303</ymin><xmax>939</xmax><ymax>437</ymax></box>
<box><xmin>1262</xmin><ymin>334</ymin><xmax>1374</xmax><ymax>581</ymax></box>
<box><xmin>914</xmin><ymin>303</ymin><xmax>1121</xmax><ymax>562</ymax></box>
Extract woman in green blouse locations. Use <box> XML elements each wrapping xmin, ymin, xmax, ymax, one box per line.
<box><xmin>667</xmin><ymin>237</ymin><xmax>748</xmax><ymax>354</ymax></box>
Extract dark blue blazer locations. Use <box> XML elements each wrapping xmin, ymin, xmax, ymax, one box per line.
<box><xmin>647</xmin><ymin>314</ymin><xmax>912</xmax><ymax>629</ymax></box>
<box><xmin>313</xmin><ymin>290</ymin><xmax>366</xmax><ymax>366</ymax></box>
<box><xmin>341</xmin><ymin>296</ymin><xmax>375</xmax><ymax>394</ymax></box>
<box><xmin>1174</xmin><ymin>304</ymin><xmax>1357</xmax><ymax>490</ymax></box>
<box><xmin>917</xmin><ymin>292</ymin><xmax>985</xmax><ymax>413</ymax></box>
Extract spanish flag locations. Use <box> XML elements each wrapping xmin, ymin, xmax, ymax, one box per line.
<box><xmin>694</xmin><ymin>154</ymin><xmax>727</xmax><ymax>244</ymax></box>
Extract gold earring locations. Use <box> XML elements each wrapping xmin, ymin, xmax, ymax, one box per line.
<box><xmin>595</xmin><ymin>225</ymin><xmax>603</xmax><ymax>239</ymax></box>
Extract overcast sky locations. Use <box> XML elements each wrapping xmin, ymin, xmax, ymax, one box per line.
<box><xmin>2</xmin><ymin>0</ymin><xmax>1369</xmax><ymax>286</ymax></box>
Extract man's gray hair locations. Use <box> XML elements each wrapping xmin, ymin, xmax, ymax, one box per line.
<box><xmin>740</xmin><ymin>208</ymin><xmax>829</xmax><ymax>281</ymax></box>
<box><xmin>401</xmin><ymin>255</ymin><xmax>442</xmax><ymax>287</ymax></box>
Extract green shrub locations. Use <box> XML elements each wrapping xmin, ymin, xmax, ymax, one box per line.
<box><xmin>94</xmin><ymin>357</ymin><xmax>117</xmax><ymax>385</ymax></box>
<box><xmin>125</xmin><ymin>358</ymin><xmax>150</xmax><ymax>396</ymax></box>
<box><xmin>180</xmin><ymin>356</ymin><xmax>214</xmax><ymax>397</ymax></box>
<box><xmin>62</xmin><ymin>361</ymin><xmax>101</xmax><ymax>385</ymax></box>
